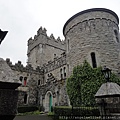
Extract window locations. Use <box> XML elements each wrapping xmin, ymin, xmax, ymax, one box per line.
<box><xmin>114</xmin><ymin>30</ymin><xmax>119</xmax><ymax>43</ymax></box>
<box><xmin>56</xmin><ymin>91</ymin><xmax>59</xmax><ymax>106</ymax></box>
<box><xmin>60</xmin><ymin>68</ymin><xmax>63</xmax><ymax>80</ymax></box>
<box><xmin>63</xmin><ymin>67</ymin><xmax>66</xmax><ymax>78</ymax></box>
<box><xmin>91</xmin><ymin>52</ymin><xmax>97</xmax><ymax>68</ymax></box>
<box><xmin>19</xmin><ymin>76</ymin><xmax>23</xmax><ymax>82</ymax></box>
<box><xmin>24</xmin><ymin>94</ymin><xmax>28</xmax><ymax>104</ymax></box>
<box><xmin>54</xmin><ymin>54</ymin><xmax>56</xmax><ymax>58</ymax></box>
<box><xmin>67</xmin><ymin>39</ymin><xmax>69</xmax><ymax>51</ymax></box>
<box><xmin>24</xmin><ymin>77</ymin><xmax>27</xmax><ymax>86</ymax></box>
<box><xmin>38</xmin><ymin>80</ymin><xmax>40</xmax><ymax>85</ymax></box>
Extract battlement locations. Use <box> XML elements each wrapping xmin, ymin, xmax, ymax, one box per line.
<box><xmin>42</xmin><ymin>52</ymin><xmax>66</xmax><ymax>73</ymax></box>
<box><xmin>6</xmin><ymin>58</ymin><xmax>44</xmax><ymax>74</ymax></box>
<box><xmin>63</xmin><ymin>8</ymin><xmax>119</xmax><ymax>36</ymax></box>
<box><xmin>27</xmin><ymin>27</ymin><xmax>66</xmax><ymax>54</ymax></box>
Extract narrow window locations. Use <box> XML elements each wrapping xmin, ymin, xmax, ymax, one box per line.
<box><xmin>60</xmin><ymin>68</ymin><xmax>63</xmax><ymax>80</ymax></box>
<box><xmin>38</xmin><ymin>80</ymin><xmax>40</xmax><ymax>85</ymax></box>
<box><xmin>19</xmin><ymin>76</ymin><xmax>23</xmax><ymax>82</ymax></box>
<box><xmin>91</xmin><ymin>52</ymin><xmax>97</xmax><ymax>68</ymax></box>
<box><xmin>63</xmin><ymin>67</ymin><xmax>66</xmax><ymax>78</ymax></box>
<box><xmin>24</xmin><ymin>94</ymin><xmax>27</xmax><ymax>104</ymax></box>
<box><xmin>114</xmin><ymin>30</ymin><xmax>119</xmax><ymax>43</ymax></box>
<box><xmin>57</xmin><ymin>91</ymin><xmax>59</xmax><ymax>106</ymax></box>
<box><xmin>24</xmin><ymin>77</ymin><xmax>27</xmax><ymax>86</ymax></box>
<box><xmin>54</xmin><ymin>54</ymin><xmax>56</xmax><ymax>58</ymax></box>
<box><xmin>67</xmin><ymin>39</ymin><xmax>69</xmax><ymax>51</ymax></box>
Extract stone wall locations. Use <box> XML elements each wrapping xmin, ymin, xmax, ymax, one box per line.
<box><xmin>27</xmin><ymin>27</ymin><xmax>66</xmax><ymax>69</ymax></box>
<box><xmin>0</xmin><ymin>89</ymin><xmax>18</xmax><ymax>115</ymax></box>
<box><xmin>6</xmin><ymin>58</ymin><xmax>44</xmax><ymax>106</ymax></box>
<box><xmin>2</xmin><ymin>8</ymin><xmax>120</xmax><ymax>112</ymax></box>
<box><xmin>63</xmin><ymin>8</ymin><xmax>120</xmax><ymax>75</ymax></box>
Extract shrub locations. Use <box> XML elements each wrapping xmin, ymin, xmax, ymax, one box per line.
<box><xmin>54</xmin><ymin>106</ymin><xmax>100</xmax><ymax>117</ymax></box>
<box><xmin>17</xmin><ymin>105</ymin><xmax>38</xmax><ymax>113</ymax></box>
<box><xmin>39</xmin><ymin>105</ymin><xmax>45</xmax><ymax>112</ymax></box>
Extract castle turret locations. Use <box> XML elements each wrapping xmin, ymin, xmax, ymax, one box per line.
<box><xmin>27</xmin><ymin>27</ymin><xmax>66</xmax><ymax>69</ymax></box>
<box><xmin>63</xmin><ymin>8</ymin><xmax>120</xmax><ymax>75</ymax></box>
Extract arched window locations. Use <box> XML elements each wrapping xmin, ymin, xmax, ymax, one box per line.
<box><xmin>67</xmin><ymin>39</ymin><xmax>69</xmax><ymax>51</ymax></box>
<box><xmin>63</xmin><ymin>67</ymin><xmax>66</xmax><ymax>78</ymax></box>
<box><xmin>60</xmin><ymin>68</ymin><xmax>63</xmax><ymax>80</ymax></box>
<box><xmin>24</xmin><ymin>94</ymin><xmax>28</xmax><ymax>104</ymax></box>
<box><xmin>91</xmin><ymin>52</ymin><xmax>97</xmax><ymax>68</ymax></box>
<box><xmin>114</xmin><ymin>30</ymin><xmax>119</xmax><ymax>43</ymax></box>
<box><xmin>38</xmin><ymin>79</ymin><xmax>40</xmax><ymax>85</ymax></box>
<box><xmin>19</xmin><ymin>76</ymin><xmax>23</xmax><ymax>82</ymax></box>
<box><xmin>56</xmin><ymin>91</ymin><xmax>59</xmax><ymax>106</ymax></box>
<box><xmin>24</xmin><ymin>77</ymin><xmax>27</xmax><ymax>86</ymax></box>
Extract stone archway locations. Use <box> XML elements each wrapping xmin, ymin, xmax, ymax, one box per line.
<box><xmin>45</xmin><ymin>91</ymin><xmax>53</xmax><ymax>112</ymax></box>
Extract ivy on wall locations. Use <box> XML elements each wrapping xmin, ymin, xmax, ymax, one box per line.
<box><xmin>67</xmin><ymin>60</ymin><xmax>120</xmax><ymax>107</ymax></box>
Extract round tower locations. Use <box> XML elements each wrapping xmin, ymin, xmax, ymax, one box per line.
<box><xmin>63</xmin><ymin>8</ymin><xmax>120</xmax><ymax>74</ymax></box>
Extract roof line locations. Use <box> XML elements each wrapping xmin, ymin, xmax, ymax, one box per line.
<box><xmin>63</xmin><ymin>8</ymin><xmax>119</xmax><ymax>36</ymax></box>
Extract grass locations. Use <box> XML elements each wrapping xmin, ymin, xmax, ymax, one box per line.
<box><xmin>17</xmin><ymin>110</ymin><xmax>44</xmax><ymax>116</ymax></box>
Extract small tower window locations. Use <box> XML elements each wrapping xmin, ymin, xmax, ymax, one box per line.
<box><xmin>63</xmin><ymin>67</ymin><xmax>66</xmax><ymax>78</ymax></box>
<box><xmin>60</xmin><ymin>68</ymin><xmax>63</xmax><ymax>80</ymax></box>
<box><xmin>91</xmin><ymin>52</ymin><xmax>97</xmax><ymax>68</ymax></box>
<box><xmin>114</xmin><ymin>30</ymin><xmax>119</xmax><ymax>43</ymax></box>
<box><xmin>38</xmin><ymin>80</ymin><xmax>40</xmax><ymax>85</ymax></box>
<box><xmin>54</xmin><ymin>54</ymin><xmax>56</xmax><ymax>58</ymax></box>
<box><xmin>19</xmin><ymin>76</ymin><xmax>23</xmax><ymax>82</ymax></box>
<box><xmin>24</xmin><ymin>94</ymin><xmax>28</xmax><ymax>104</ymax></box>
<box><xmin>24</xmin><ymin>77</ymin><xmax>27</xmax><ymax>86</ymax></box>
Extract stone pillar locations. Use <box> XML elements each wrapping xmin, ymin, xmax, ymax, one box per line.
<box><xmin>0</xmin><ymin>89</ymin><xmax>19</xmax><ymax>120</ymax></box>
<box><xmin>0</xmin><ymin>58</ymin><xmax>21</xmax><ymax>120</ymax></box>
<box><xmin>95</xmin><ymin>82</ymin><xmax>120</xmax><ymax>119</ymax></box>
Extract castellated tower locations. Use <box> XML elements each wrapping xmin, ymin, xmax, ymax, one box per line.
<box><xmin>63</xmin><ymin>8</ymin><xmax>120</xmax><ymax>75</ymax></box>
<box><xmin>27</xmin><ymin>27</ymin><xmax>66</xmax><ymax>69</ymax></box>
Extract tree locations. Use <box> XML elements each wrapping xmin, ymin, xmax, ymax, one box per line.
<box><xmin>67</xmin><ymin>60</ymin><xmax>120</xmax><ymax>107</ymax></box>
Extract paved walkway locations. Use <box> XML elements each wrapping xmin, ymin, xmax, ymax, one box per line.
<box><xmin>14</xmin><ymin>115</ymin><xmax>53</xmax><ymax>120</ymax></box>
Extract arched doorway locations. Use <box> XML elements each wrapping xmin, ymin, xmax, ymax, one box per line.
<box><xmin>49</xmin><ymin>94</ymin><xmax>52</xmax><ymax>112</ymax></box>
<box><xmin>45</xmin><ymin>91</ymin><xmax>53</xmax><ymax>112</ymax></box>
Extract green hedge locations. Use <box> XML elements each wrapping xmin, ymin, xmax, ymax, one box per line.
<box><xmin>18</xmin><ymin>106</ymin><xmax>38</xmax><ymax>113</ymax></box>
<box><xmin>54</xmin><ymin>106</ymin><xmax>100</xmax><ymax>116</ymax></box>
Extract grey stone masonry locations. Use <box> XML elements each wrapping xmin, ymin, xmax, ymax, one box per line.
<box><xmin>0</xmin><ymin>58</ymin><xmax>20</xmax><ymax>84</ymax></box>
<box><xmin>27</xmin><ymin>27</ymin><xmax>66</xmax><ymax>69</ymax></box>
<box><xmin>63</xmin><ymin>8</ymin><xmax>120</xmax><ymax>75</ymax></box>
<box><xmin>0</xmin><ymin>89</ymin><xmax>18</xmax><ymax>115</ymax></box>
<box><xmin>2</xmin><ymin>8</ymin><xmax>120</xmax><ymax>112</ymax></box>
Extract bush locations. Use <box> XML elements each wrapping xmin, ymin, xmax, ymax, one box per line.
<box><xmin>18</xmin><ymin>106</ymin><xmax>38</xmax><ymax>113</ymax></box>
<box><xmin>39</xmin><ymin>105</ymin><xmax>45</xmax><ymax>112</ymax></box>
<box><xmin>54</xmin><ymin>106</ymin><xmax>100</xmax><ymax>117</ymax></box>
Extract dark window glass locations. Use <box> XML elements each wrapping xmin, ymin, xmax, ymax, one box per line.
<box><xmin>19</xmin><ymin>76</ymin><xmax>23</xmax><ymax>82</ymax></box>
<box><xmin>91</xmin><ymin>52</ymin><xmax>97</xmax><ymax>68</ymax></box>
<box><xmin>60</xmin><ymin>68</ymin><xmax>63</xmax><ymax>79</ymax></box>
<box><xmin>64</xmin><ymin>67</ymin><xmax>66</xmax><ymax>78</ymax></box>
<box><xmin>24</xmin><ymin>94</ymin><xmax>27</xmax><ymax>104</ymax></box>
<box><xmin>38</xmin><ymin>80</ymin><xmax>40</xmax><ymax>85</ymax></box>
<box><xmin>114</xmin><ymin>30</ymin><xmax>119</xmax><ymax>43</ymax></box>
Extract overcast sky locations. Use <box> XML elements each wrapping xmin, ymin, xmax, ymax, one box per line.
<box><xmin>0</xmin><ymin>0</ymin><xmax>120</xmax><ymax>66</ymax></box>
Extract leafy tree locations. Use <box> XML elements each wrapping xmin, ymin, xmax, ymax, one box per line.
<box><xmin>67</xmin><ymin>60</ymin><xmax>120</xmax><ymax>107</ymax></box>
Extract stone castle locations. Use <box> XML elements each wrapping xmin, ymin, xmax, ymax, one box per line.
<box><xmin>4</xmin><ymin>8</ymin><xmax>120</xmax><ymax>112</ymax></box>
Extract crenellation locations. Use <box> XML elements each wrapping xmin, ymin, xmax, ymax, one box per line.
<box><xmin>28</xmin><ymin>37</ymin><xmax>33</xmax><ymax>46</ymax></box>
<box><xmin>43</xmin><ymin>53</ymin><xmax>66</xmax><ymax>73</ymax></box>
<box><xmin>5</xmin><ymin>58</ymin><xmax>43</xmax><ymax>74</ymax></box>
<box><xmin>27</xmin><ymin>26</ymin><xmax>66</xmax><ymax>56</ymax></box>
<box><xmin>66</xmin><ymin>18</ymin><xmax>117</xmax><ymax>37</ymax></box>
<box><xmin>49</xmin><ymin>33</ymin><xmax>55</xmax><ymax>40</ymax></box>
<box><xmin>4</xmin><ymin>8</ymin><xmax>120</xmax><ymax>112</ymax></box>
<box><xmin>37</xmin><ymin>27</ymin><xmax>47</xmax><ymax>36</ymax></box>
